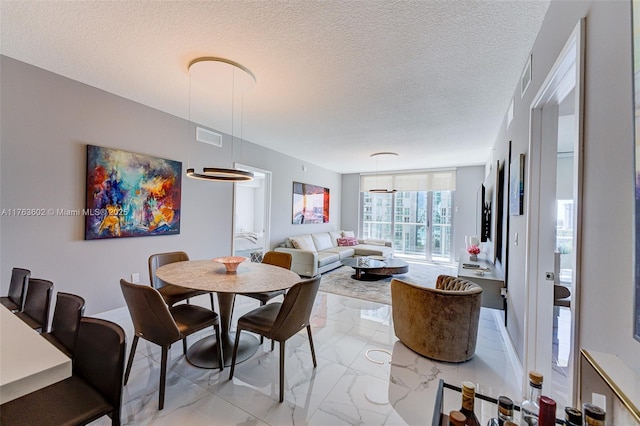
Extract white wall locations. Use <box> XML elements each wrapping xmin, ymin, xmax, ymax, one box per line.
<box><xmin>0</xmin><ymin>56</ymin><xmax>341</xmax><ymax>315</ymax></box>
<box><xmin>492</xmin><ymin>1</ymin><xmax>640</xmax><ymax>373</ymax></box>
<box><xmin>234</xmin><ymin>186</ymin><xmax>256</xmax><ymax>232</ymax></box>
<box><xmin>454</xmin><ymin>166</ymin><xmax>486</xmax><ymax>260</ymax></box>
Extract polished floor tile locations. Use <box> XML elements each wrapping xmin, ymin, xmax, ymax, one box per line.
<box><xmin>91</xmin><ymin>287</ymin><xmax>521</xmax><ymax>425</ymax></box>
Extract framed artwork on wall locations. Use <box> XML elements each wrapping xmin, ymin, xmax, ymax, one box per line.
<box><xmin>292</xmin><ymin>182</ymin><xmax>329</xmax><ymax>224</ymax></box>
<box><xmin>509</xmin><ymin>153</ymin><xmax>525</xmax><ymax>216</ymax></box>
<box><xmin>85</xmin><ymin>145</ymin><xmax>182</xmax><ymax>240</ymax></box>
<box><xmin>633</xmin><ymin>0</ymin><xmax>640</xmax><ymax>341</ymax></box>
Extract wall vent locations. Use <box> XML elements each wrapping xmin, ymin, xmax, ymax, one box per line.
<box><xmin>196</xmin><ymin>127</ymin><xmax>222</xmax><ymax>147</ymax></box>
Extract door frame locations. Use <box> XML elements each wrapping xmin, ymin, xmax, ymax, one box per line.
<box><xmin>232</xmin><ymin>163</ymin><xmax>272</xmax><ymax>256</ymax></box>
<box><xmin>523</xmin><ymin>19</ymin><xmax>585</xmax><ymax>404</ymax></box>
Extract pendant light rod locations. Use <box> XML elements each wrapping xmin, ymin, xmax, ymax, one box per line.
<box><xmin>370</xmin><ymin>152</ymin><xmax>398</xmax><ymax>193</ymax></box>
<box><xmin>186</xmin><ymin>57</ymin><xmax>255</xmax><ymax>182</ymax></box>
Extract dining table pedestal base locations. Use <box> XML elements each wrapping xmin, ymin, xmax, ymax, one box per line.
<box><xmin>186</xmin><ymin>332</ymin><xmax>259</xmax><ymax>369</ymax></box>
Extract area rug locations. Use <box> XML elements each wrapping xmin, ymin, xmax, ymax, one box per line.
<box><xmin>319</xmin><ymin>260</ymin><xmax>457</xmax><ymax>305</ymax></box>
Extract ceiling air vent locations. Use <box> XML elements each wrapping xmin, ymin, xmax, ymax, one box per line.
<box><xmin>196</xmin><ymin>126</ymin><xmax>222</xmax><ymax>147</ymax></box>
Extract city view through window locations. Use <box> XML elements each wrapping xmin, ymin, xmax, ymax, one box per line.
<box><xmin>361</xmin><ymin>190</ymin><xmax>453</xmax><ymax>262</ymax></box>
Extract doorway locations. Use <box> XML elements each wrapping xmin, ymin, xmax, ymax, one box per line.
<box><xmin>232</xmin><ymin>164</ymin><xmax>272</xmax><ymax>261</ymax></box>
<box><xmin>524</xmin><ymin>20</ymin><xmax>584</xmax><ymax>409</ymax></box>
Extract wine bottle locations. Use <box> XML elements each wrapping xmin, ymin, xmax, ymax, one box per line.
<box><xmin>459</xmin><ymin>381</ymin><xmax>481</xmax><ymax>426</ymax></box>
<box><xmin>583</xmin><ymin>403</ymin><xmax>606</xmax><ymax>426</ymax></box>
<box><xmin>563</xmin><ymin>407</ymin><xmax>582</xmax><ymax>426</ymax></box>
<box><xmin>537</xmin><ymin>395</ymin><xmax>556</xmax><ymax>426</ymax></box>
<box><xmin>449</xmin><ymin>410</ymin><xmax>467</xmax><ymax>426</ymax></box>
<box><xmin>521</xmin><ymin>371</ymin><xmax>543</xmax><ymax>425</ymax></box>
<box><xmin>486</xmin><ymin>395</ymin><xmax>514</xmax><ymax>426</ymax></box>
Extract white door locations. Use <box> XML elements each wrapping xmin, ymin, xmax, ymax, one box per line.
<box><xmin>524</xmin><ymin>20</ymin><xmax>584</xmax><ymax>410</ymax></box>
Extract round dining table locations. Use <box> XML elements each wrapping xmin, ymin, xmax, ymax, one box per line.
<box><xmin>155</xmin><ymin>259</ymin><xmax>300</xmax><ymax>369</ymax></box>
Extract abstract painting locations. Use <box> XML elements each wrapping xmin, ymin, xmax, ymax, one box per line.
<box><xmin>85</xmin><ymin>145</ymin><xmax>182</xmax><ymax>240</ymax></box>
<box><xmin>292</xmin><ymin>182</ymin><xmax>329</xmax><ymax>224</ymax></box>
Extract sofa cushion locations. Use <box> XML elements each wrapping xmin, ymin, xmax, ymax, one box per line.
<box><xmin>329</xmin><ymin>231</ymin><xmax>342</xmax><ymax>247</ymax></box>
<box><xmin>353</xmin><ymin>244</ymin><xmax>394</xmax><ymax>257</ymax></box>
<box><xmin>290</xmin><ymin>234</ymin><xmax>316</xmax><ymax>252</ymax></box>
<box><xmin>341</xmin><ymin>230</ymin><xmax>355</xmax><ymax>238</ymax></box>
<box><xmin>325</xmin><ymin>246</ymin><xmax>356</xmax><ymax>259</ymax></box>
<box><xmin>317</xmin><ymin>252</ymin><xmax>340</xmax><ymax>267</ymax></box>
<box><xmin>362</xmin><ymin>238</ymin><xmax>387</xmax><ymax>246</ymax></box>
<box><xmin>312</xmin><ymin>233</ymin><xmax>334</xmax><ymax>251</ymax></box>
<box><xmin>337</xmin><ymin>237</ymin><xmax>358</xmax><ymax>246</ymax></box>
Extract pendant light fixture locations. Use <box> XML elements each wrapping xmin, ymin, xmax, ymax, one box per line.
<box><xmin>186</xmin><ymin>57</ymin><xmax>254</xmax><ymax>182</ymax></box>
<box><xmin>369</xmin><ymin>152</ymin><xmax>398</xmax><ymax>193</ymax></box>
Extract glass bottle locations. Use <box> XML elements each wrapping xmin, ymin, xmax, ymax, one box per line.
<box><xmin>460</xmin><ymin>381</ymin><xmax>482</xmax><ymax>426</ymax></box>
<box><xmin>537</xmin><ymin>395</ymin><xmax>556</xmax><ymax>426</ymax></box>
<box><xmin>486</xmin><ymin>395</ymin><xmax>514</xmax><ymax>426</ymax></box>
<box><xmin>449</xmin><ymin>410</ymin><xmax>467</xmax><ymax>426</ymax></box>
<box><xmin>521</xmin><ymin>371</ymin><xmax>543</xmax><ymax>425</ymax></box>
<box><xmin>564</xmin><ymin>407</ymin><xmax>582</xmax><ymax>426</ymax></box>
<box><xmin>583</xmin><ymin>403</ymin><xmax>606</xmax><ymax>426</ymax></box>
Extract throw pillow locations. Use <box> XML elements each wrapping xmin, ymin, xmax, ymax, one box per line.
<box><xmin>290</xmin><ymin>234</ymin><xmax>317</xmax><ymax>252</ymax></box>
<box><xmin>329</xmin><ymin>231</ymin><xmax>342</xmax><ymax>247</ymax></box>
<box><xmin>341</xmin><ymin>230</ymin><xmax>355</xmax><ymax>238</ymax></box>
<box><xmin>337</xmin><ymin>237</ymin><xmax>358</xmax><ymax>246</ymax></box>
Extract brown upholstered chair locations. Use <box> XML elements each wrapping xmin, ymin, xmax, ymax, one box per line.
<box><xmin>42</xmin><ymin>292</ymin><xmax>86</xmax><ymax>357</ymax></box>
<box><xmin>391</xmin><ymin>275</ymin><xmax>482</xmax><ymax>362</ymax></box>
<box><xmin>229</xmin><ymin>275</ymin><xmax>321</xmax><ymax>402</ymax></box>
<box><xmin>15</xmin><ymin>278</ymin><xmax>53</xmax><ymax>332</ymax></box>
<box><xmin>242</xmin><ymin>251</ymin><xmax>292</xmax><ymax>304</ymax></box>
<box><xmin>239</xmin><ymin>251</ymin><xmax>293</xmax><ymax>343</ymax></box>
<box><xmin>0</xmin><ymin>267</ymin><xmax>30</xmax><ymax>312</ymax></box>
<box><xmin>120</xmin><ymin>279</ymin><xmax>222</xmax><ymax>410</ymax></box>
<box><xmin>149</xmin><ymin>251</ymin><xmax>215</xmax><ymax>309</ymax></box>
<box><xmin>0</xmin><ymin>317</ymin><xmax>126</xmax><ymax>425</ymax></box>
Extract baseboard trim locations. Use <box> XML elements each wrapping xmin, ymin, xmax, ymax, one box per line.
<box><xmin>493</xmin><ymin>309</ymin><xmax>523</xmax><ymax>395</ymax></box>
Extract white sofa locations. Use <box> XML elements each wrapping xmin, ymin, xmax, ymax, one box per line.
<box><xmin>274</xmin><ymin>231</ymin><xmax>393</xmax><ymax>277</ymax></box>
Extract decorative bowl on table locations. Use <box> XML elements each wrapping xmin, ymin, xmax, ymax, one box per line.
<box><xmin>212</xmin><ymin>256</ymin><xmax>248</xmax><ymax>273</ymax></box>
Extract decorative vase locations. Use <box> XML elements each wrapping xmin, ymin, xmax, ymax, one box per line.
<box><xmin>212</xmin><ymin>256</ymin><xmax>248</xmax><ymax>273</ymax></box>
<box><xmin>469</xmin><ymin>255</ymin><xmax>478</xmax><ymax>261</ymax></box>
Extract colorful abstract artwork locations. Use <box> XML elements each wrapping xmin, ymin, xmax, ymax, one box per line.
<box><xmin>292</xmin><ymin>182</ymin><xmax>329</xmax><ymax>224</ymax></box>
<box><xmin>85</xmin><ymin>145</ymin><xmax>182</xmax><ymax>240</ymax></box>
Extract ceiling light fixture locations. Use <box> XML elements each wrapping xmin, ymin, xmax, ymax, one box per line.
<box><xmin>370</xmin><ymin>152</ymin><xmax>398</xmax><ymax>193</ymax></box>
<box><xmin>186</xmin><ymin>57</ymin><xmax>255</xmax><ymax>182</ymax></box>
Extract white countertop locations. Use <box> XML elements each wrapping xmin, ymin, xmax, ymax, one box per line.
<box><xmin>0</xmin><ymin>305</ymin><xmax>72</xmax><ymax>404</ymax></box>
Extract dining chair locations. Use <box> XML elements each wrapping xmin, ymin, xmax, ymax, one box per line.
<box><xmin>229</xmin><ymin>275</ymin><xmax>321</xmax><ymax>402</ymax></box>
<box><xmin>239</xmin><ymin>251</ymin><xmax>293</xmax><ymax>342</ymax></box>
<box><xmin>120</xmin><ymin>278</ymin><xmax>223</xmax><ymax>410</ymax></box>
<box><xmin>0</xmin><ymin>317</ymin><xmax>126</xmax><ymax>426</ymax></box>
<box><xmin>15</xmin><ymin>278</ymin><xmax>53</xmax><ymax>332</ymax></box>
<box><xmin>149</xmin><ymin>251</ymin><xmax>215</xmax><ymax>310</ymax></box>
<box><xmin>42</xmin><ymin>292</ymin><xmax>86</xmax><ymax>357</ymax></box>
<box><xmin>0</xmin><ymin>267</ymin><xmax>30</xmax><ymax>312</ymax></box>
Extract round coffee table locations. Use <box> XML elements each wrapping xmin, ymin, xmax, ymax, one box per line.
<box><xmin>341</xmin><ymin>257</ymin><xmax>409</xmax><ymax>281</ymax></box>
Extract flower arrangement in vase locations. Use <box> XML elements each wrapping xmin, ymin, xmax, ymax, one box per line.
<box><xmin>467</xmin><ymin>245</ymin><xmax>481</xmax><ymax>261</ymax></box>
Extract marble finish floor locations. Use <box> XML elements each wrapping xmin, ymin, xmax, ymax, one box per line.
<box><xmin>91</xmin><ymin>291</ymin><xmax>521</xmax><ymax>425</ymax></box>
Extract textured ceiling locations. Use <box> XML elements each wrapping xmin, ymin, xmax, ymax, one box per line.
<box><xmin>0</xmin><ymin>1</ymin><xmax>549</xmax><ymax>174</ymax></box>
